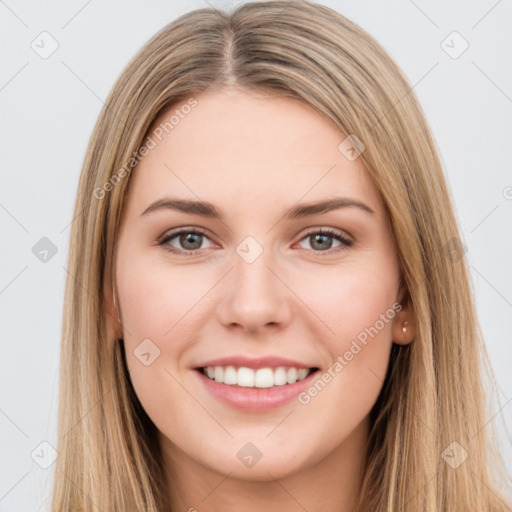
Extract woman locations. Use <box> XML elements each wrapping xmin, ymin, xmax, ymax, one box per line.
<box><xmin>51</xmin><ymin>1</ymin><xmax>511</xmax><ymax>510</ymax></box>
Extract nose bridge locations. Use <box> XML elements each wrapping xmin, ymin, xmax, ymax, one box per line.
<box><xmin>234</xmin><ymin>246</ymin><xmax>275</xmax><ymax>296</ymax></box>
<box><xmin>216</xmin><ymin>235</ymin><xmax>291</xmax><ymax>330</ymax></box>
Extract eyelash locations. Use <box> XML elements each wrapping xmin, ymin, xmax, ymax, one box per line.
<box><xmin>158</xmin><ymin>227</ymin><xmax>353</xmax><ymax>256</ymax></box>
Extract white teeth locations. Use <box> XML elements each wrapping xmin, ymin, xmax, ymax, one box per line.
<box><xmin>237</xmin><ymin>367</ymin><xmax>255</xmax><ymax>387</ymax></box>
<box><xmin>223</xmin><ymin>365</ymin><xmax>237</xmax><ymax>385</ymax></box>
<box><xmin>274</xmin><ymin>367</ymin><xmax>287</xmax><ymax>385</ymax></box>
<box><xmin>297</xmin><ymin>368</ymin><xmax>309</xmax><ymax>380</ymax></box>
<box><xmin>201</xmin><ymin>365</ymin><xmax>313</xmax><ymax>387</ymax></box>
<box><xmin>254</xmin><ymin>368</ymin><xmax>274</xmax><ymax>388</ymax></box>
<box><xmin>214</xmin><ymin>366</ymin><xmax>223</xmax><ymax>382</ymax></box>
<box><xmin>286</xmin><ymin>367</ymin><xmax>297</xmax><ymax>384</ymax></box>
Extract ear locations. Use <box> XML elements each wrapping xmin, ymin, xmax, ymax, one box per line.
<box><xmin>103</xmin><ymin>264</ymin><xmax>124</xmax><ymax>342</ymax></box>
<box><xmin>392</xmin><ymin>283</ymin><xmax>416</xmax><ymax>345</ymax></box>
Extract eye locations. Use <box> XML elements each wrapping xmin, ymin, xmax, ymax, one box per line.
<box><xmin>297</xmin><ymin>228</ymin><xmax>353</xmax><ymax>254</ymax></box>
<box><xmin>158</xmin><ymin>228</ymin><xmax>215</xmax><ymax>254</ymax></box>
<box><xmin>158</xmin><ymin>227</ymin><xmax>353</xmax><ymax>256</ymax></box>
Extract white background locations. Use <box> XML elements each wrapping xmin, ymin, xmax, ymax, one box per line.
<box><xmin>0</xmin><ymin>0</ymin><xmax>511</xmax><ymax>509</ymax></box>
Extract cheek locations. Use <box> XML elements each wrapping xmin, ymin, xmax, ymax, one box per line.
<box><xmin>118</xmin><ymin>251</ymin><xmax>211</xmax><ymax>339</ymax></box>
<box><xmin>306</xmin><ymin>262</ymin><xmax>397</xmax><ymax>345</ymax></box>
<box><xmin>116</xmin><ymin>253</ymin><xmax>201</xmax><ymax>415</ymax></box>
<box><xmin>297</xmin><ymin>262</ymin><xmax>397</xmax><ymax>403</ymax></box>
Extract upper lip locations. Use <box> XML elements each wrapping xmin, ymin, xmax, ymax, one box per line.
<box><xmin>194</xmin><ymin>356</ymin><xmax>318</xmax><ymax>370</ymax></box>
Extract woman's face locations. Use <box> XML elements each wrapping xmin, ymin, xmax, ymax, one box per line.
<box><xmin>113</xmin><ymin>87</ymin><xmax>414</xmax><ymax>483</ymax></box>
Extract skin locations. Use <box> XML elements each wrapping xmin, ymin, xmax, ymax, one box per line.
<box><xmin>109</xmin><ymin>86</ymin><xmax>416</xmax><ymax>511</ymax></box>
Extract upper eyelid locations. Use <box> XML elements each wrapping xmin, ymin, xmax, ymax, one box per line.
<box><xmin>158</xmin><ymin>226</ymin><xmax>211</xmax><ymax>243</ymax></box>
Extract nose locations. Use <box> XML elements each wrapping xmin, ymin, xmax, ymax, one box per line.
<box><xmin>216</xmin><ymin>248</ymin><xmax>292</xmax><ymax>334</ymax></box>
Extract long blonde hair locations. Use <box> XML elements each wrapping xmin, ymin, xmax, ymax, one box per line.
<box><xmin>52</xmin><ymin>1</ymin><xmax>511</xmax><ymax>510</ymax></box>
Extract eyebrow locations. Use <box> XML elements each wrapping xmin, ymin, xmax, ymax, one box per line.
<box><xmin>140</xmin><ymin>197</ymin><xmax>375</xmax><ymax>219</ymax></box>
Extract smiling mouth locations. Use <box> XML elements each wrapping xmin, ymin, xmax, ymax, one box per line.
<box><xmin>195</xmin><ymin>366</ymin><xmax>320</xmax><ymax>388</ymax></box>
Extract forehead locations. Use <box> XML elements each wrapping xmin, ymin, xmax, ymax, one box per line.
<box><xmin>123</xmin><ymin>88</ymin><xmax>384</xmax><ymax>219</ymax></box>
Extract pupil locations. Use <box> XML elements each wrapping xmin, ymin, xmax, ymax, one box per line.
<box><xmin>182</xmin><ymin>233</ymin><xmax>201</xmax><ymax>250</ymax></box>
<box><xmin>312</xmin><ymin>234</ymin><xmax>331</xmax><ymax>251</ymax></box>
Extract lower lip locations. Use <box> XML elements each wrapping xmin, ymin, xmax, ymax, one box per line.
<box><xmin>194</xmin><ymin>368</ymin><xmax>319</xmax><ymax>412</ymax></box>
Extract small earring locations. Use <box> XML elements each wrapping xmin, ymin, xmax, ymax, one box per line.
<box><xmin>402</xmin><ymin>321</ymin><xmax>408</xmax><ymax>333</ymax></box>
